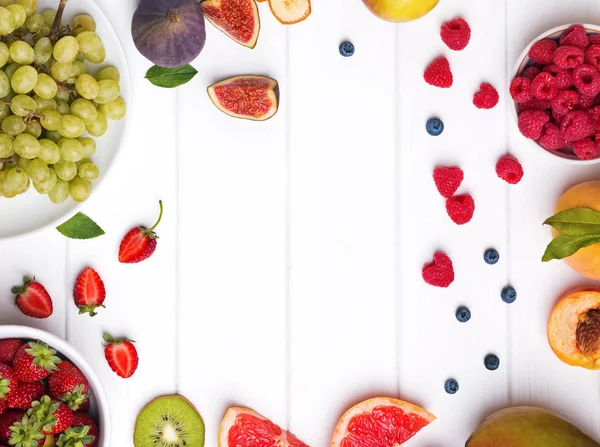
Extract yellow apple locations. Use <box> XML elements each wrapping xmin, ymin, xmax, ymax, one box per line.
<box><xmin>363</xmin><ymin>0</ymin><xmax>439</xmax><ymax>22</ymax></box>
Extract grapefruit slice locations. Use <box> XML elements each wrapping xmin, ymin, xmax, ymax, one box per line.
<box><xmin>330</xmin><ymin>397</ymin><xmax>435</xmax><ymax>447</ymax></box>
<box><xmin>219</xmin><ymin>407</ymin><xmax>309</xmax><ymax>447</ymax></box>
<box><xmin>207</xmin><ymin>75</ymin><xmax>279</xmax><ymax>121</ymax></box>
<box><xmin>201</xmin><ymin>0</ymin><xmax>260</xmax><ymax>49</ymax></box>
<box><xmin>268</xmin><ymin>0</ymin><xmax>311</xmax><ymax>25</ymax></box>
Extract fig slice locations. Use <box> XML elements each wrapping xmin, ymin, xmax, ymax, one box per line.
<box><xmin>207</xmin><ymin>75</ymin><xmax>279</xmax><ymax>121</ymax></box>
<box><xmin>268</xmin><ymin>0</ymin><xmax>311</xmax><ymax>25</ymax></box>
<box><xmin>200</xmin><ymin>0</ymin><xmax>260</xmax><ymax>49</ymax></box>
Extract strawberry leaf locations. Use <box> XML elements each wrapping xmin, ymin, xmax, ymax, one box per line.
<box><xmin>57</xmin><ymin>213</ymin><xmax>104</xmax><ymax>240</ymax></box>
<box><xmin>544</xmin><ymin>207</ymin><xmax>600</xmax><ymax>235</ymax></box>
<box><xmin>542</xmin><ymin>234</ymin><xmax>600</xmax><ymax>262</ymax></box>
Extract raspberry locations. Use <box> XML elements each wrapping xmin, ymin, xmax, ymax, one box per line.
<box><xmin>590</xmin><ymin>34</ymin><xmax>600</xmax><ymax>45</ymax></box>
<box><xmin>473</xmin><ymin>83</ymin><xmax>499</xmax><ymax>109</ymax></box>
<box><xmin>560</xmin><ymin>110</ymin><xmax>595</xmax><ymax>141</ymax></box>
<box><xmin>510</xmin><ymin>77</ymin><xmax>533</xmax><ymax>102</ymax></box>
<box><xmin>553</xmin><ymin>46</ymin><xmax>585</xmax><ymax>69</ymax></box>
<box><xmin>585</xmin><ymin>44</ymin><xmax>600</xmax><ymax>70</ymax></box>
<box><xmin>440</xmin><ymin>18</ymin><xmax>471</xmax><ymax>51</ymax></box>
<box><xmin>518</xmin><ymin>110</ymin><xmax>550</xmax><ymax>139</ymax></box>
<box><xmin>518</xmin><ymin>98</ymin><xmax>550</xmax><ymax>112</ymax></box>
<box><xmin>531</xmin><ymin>72</ymin><xmax>558</xmax><ymax>100</ymax></box>
<box><xmin>551</xmin><ymin>89</ymin><xmax>579</xmax><ymax>115</ymax></box>
<box><xmin>555</xmin><ymin>69</ymin><xmax>574</xmax><ymax>89</ymax></box>
<box><xmin>422</xmin><ymin>252</ymin><xmax>454</xmax><ymax>288</ymax></box>
<box><xmin>572</xmin><ymin>138</ymin><xmax>600</xmax><ymax>160</ymax></box>
<box><xmin>446</xmin><ymin>194</ymin><xmax>475</xmax><ymax>225</ymax></box>
<box><xmin>560</xmin><ymin>24</ymin><xmax>589</xmax><ymax>49</ymax></box>
<box><xmin>433</xmin><ymin>167</ymin><xmax>464</xmax><ymax>198</ymax></box>
<box><xmin>496</xmin><ymin>154</ymin><xmax>524</xmax><ymax>185</ymax></box>
<box><xmin>573</xmin><ymin>64</ymin><xmax>600</xmax><ymax>96</ymax></box>
<box><xmin>588</xmin><ymin>106</ymin><xmax>600</xmax><ymax>128</ymax></box>
<box><xmin>553</xmin><ymin>109</ymin><xmax>567</xmax><ymax>126</ymax></box>
<box><xmin>522</xmin><ymin>66</ymin><xmax>541</xmax><ymax>80</ymax></box>
<box><xmin>543</xmin><ymin>64</ymin><xmax>561</xmax><ymax>74</ymax></box>
<box><xmin>577</xmin><ymin>93</ymin><xmax>596</xmax><ymax>110</ymax></box>
<box><xmin>539</xmin><ymin>123</ymin><xmax>567</xmax><ymax>150</ymax></box>
<box><xmin>424</xmin><ymin>57</ymin><xmax>453</xmax><ymax>88</ymax></box>
<box><xmin>528</xmin><ymin>39</ymin><xmax>557</xmax><ymax>64</ymax></box>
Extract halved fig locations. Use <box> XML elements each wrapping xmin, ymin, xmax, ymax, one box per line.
<box><xmin>200</xmin><ymin>0</ymin><xmax>260</xmax><ymax>49</ymax></box>
<box><xmin>268</xmin><ymin>0</ymin><xmax>311</xmax><ymax>25</ymax></box>
<box><xmin>207</xmin><ymin>75</ymin><xmax>279</xmax><ymax>121</ymax></box>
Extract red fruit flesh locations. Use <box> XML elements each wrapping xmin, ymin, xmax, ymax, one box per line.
<box><xmin>208</xmin><ymin>76</ymin><xmax>279</xmax><ymax>121</ymax></box>
<box><xmin>201</xmin><ymin>0</ymin><xmax>260</xmax><ymax>48</ymax></box>
<box><xmin>0</xmin><ymin>340</ymin><xmax>22</xmax><ymax>365</ymax></box>
<box><xmin>119</xmin><ymin>201</ymin><xmax>163</xmax><ymax>264</ymax></box>
<box><xmin>13</xmin><ymin>278</ymin><xmax>53</xmax><ymax>319</ymax></box>
<box><xmin>103</xmin><ymin>334</ymin><xmax>138</xmax><ymax>379</ymax></box>
<box><xmin>73</xmin><ymin>268</ymin><xmax>106</xmax><ymax>316</ymax></box>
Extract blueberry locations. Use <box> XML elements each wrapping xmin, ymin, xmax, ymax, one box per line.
<box><xmin>455</xmin><ymin>306</ymin><xmax>471</xmax><ymax>323</ymax></box>
<box><xmin>339</xmin><ymin>41</ymin><xmax>355</xmax><ymax>57</ymax></box>
<box><xmin>444</xmin><ymin>378</ymin><xmax>459</xmax><ymax>394</ymax></box>
<box><xmin>426</xmin><ymin>118</ymin><xmax>444</xmax><ymax>136</ymax></box>
<box><xmin>501</xmin><ymin>286</ymin><xmax>517</xmax><ymax>304</ymax></box>
<box><xmin>484</xmin><ymin>354</ymin><xmax>500</xmax><ymax>371</ymax></box>
<box><xmin>483</xmin><ymin>248</ymin><xmax>500</xmax><ymax>265</ymax></box>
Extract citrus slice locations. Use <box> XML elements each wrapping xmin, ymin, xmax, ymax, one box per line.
<box><xmin>268</xmin><ymin>0</ymin><xmax>311</xmax><ymax>25</ymax></box>
<box><xmin>201</xmin><ymin>0</ymin><xmax>260</xmax><ymax>49</ymax></box>
<box><xmin>207</xmin><ymin>75</ymin><xmax>279</xmax><ymax>121</ymax></box>
<box><xmin>219</xmin><ymin>407</ymin><xmax>309</xmax><ymax>447</ymax></box>
<box><xmin>330</xmin><ymin>397</ymin><xmax>435</xmax><ymax>447</ymax></box>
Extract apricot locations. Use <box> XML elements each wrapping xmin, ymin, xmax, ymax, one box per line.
<box><xmin>362</xmin><ymin>0</ymin><xmax>439</xmax><ymax>23</ymax></box>
<box><xmin>553</xmin><ymin>181</ymin><xmax>600</xmax><ymax>280</ymax></box>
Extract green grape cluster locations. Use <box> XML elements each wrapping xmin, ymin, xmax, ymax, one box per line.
<box><xmin>0</xmin><ymin>0</ymin><xmax>126</xmax><ymax>204</ymax></box>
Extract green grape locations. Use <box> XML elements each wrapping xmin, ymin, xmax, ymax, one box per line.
<box><xmin>14</xmin><ymin>133</ymin><xmax>40</xmax><ymax>158</ymax></box>
<box><xmin>50</xmin><ymin>61</ymin><xmax>72</xmax><ymax>82</ymax></box>
<box><xmin>25</xmin><ymin>121</ymin><xmax>41</xmax><ymax>138</ymax></box>
<box><xmin>4</xmin><ymin>63</ymin><xmax>21</xmax><ymax>81</ymax></box>
<box><xmin>72</xmin><ymin>14</ymin><xmax>95</xmax><ymax>36</ymax></box>
<box><xmin>78</xmin><ymin>161</ymin><xmax>98</xmax><ymax>181</ymax></box>
<box><xmin>37</xmin><ymin>138</ymin><xmax>59</xmax><ymax>164</ymax></box>
<box><xmin>70</xmin><ymin>98</ymin><xmax>97</xmax><ymax>122</ymax></box>
<box><xmin>84</xmin><ymin>47</ymin><xmax>105</xmax><ymax>64</ymax></box>
<box><xmin>55</xmin><ymin>90</ymin><xmax>70</xmax><ymax>102</ymax></box>
<box><xmin>35</xmin><ymin>96</ymin><xmax>56</xmax><ymax>112</ymax></box>
<box><xmin>40</xmin><ymin>109</ymin><xmax>61</xmax><ymax>131</ymax></box>
<box><xmin>0</xmin><ymin>132</ymin><xmax>13</xmax><ymax>157</ymax></box>
<box><xmin>69</xmin><ymin>176</ymin><xmax>90</xmax><ymax>202</ymax></box>
<box><xmin>56</xmin><ymin>101</ymin><xmax>69</xmax><ymax>115</ymax></box>
<box><xmin>0</xmin><ymin>69</ymin><xmax>9</xmax><ymax>98</ymax></box>
<box><xmin>27</xmin><ymin>158</ymin><xmax>48</xmax><ymax>183</ymax></box>
<box><xmin>10</xmin><ymin>41</ymin><xmax>34</xmax><ymax>65</ymax></box>
<box><xmin>6</xmin><ymin>167</ymin><xmax>27</xmax><ymax>194</ymax></box>
<box><xmin>58</xmin><ymin>114</ymin><xmax>85</xmax><ymax>138</ymax></box>
<box><xmin>53</xmin><ymin>36</ymin><xmax>79</xmax><ymax>63</ymax></box>
<box><xmin>58</xmin><ymin>138</ymin><xmax>83</xmax><ymax>162</ymax></box>
<box><xmin>48</xmin><ymin>178</ymin><xmax>68</xmax><ymax>203</ymax></box>
<box><xmin>11</xmin><ymin>66</ymin><xmax>37</xmax><ymax>94</ymax></box>
<box><xmin>34</xmin><ymin>37</ymin><xmax>52</xmax><ymax>64</ymax></box>
<box><xmin>17</xmin><ymin>0</ymin><xmax>37</xmax><ymax>17</ymax></box>
<box><xmin>15</xmin><ymin>154</ymin><xmax>29</xmax><ymax>172</ymax></box>
<box><xmin>0</xmin><ymin>102</ymin><xmax>9</xmax><ymax>121</ymax></box>
<box><xmin>78</xmin><ymin>137</ymin><xmax>95</xmax><ymax>158</ymax></box>
<box><xmin>0</xmin><ymin>7</ymin><xmax>15</xmax><ymax>35</ymax></box>
<box><xmin>34</xmin><ymin>73</ymin><xmax>57</xmax><ymax>99</ymax></box>
<box><xmin>0</xmin><ymin>0</ymin><xmax>11</xmax><ymax>7</ymax></box>
<box><xmin>76</xmin><ymin>31</ymin><xmax>102</xmax><ymax>53</ymax></box>
<box><xmin>71</xmin><ymin>61</ymin><xmax>86</xmax><ymax>78</ymax></box>
<box><xmin>19</xmin><ymin>175</ymin><xmax>30</xmax><ymax>194</ymax></box>
<box><xmin>96</xmin><ymin>66</ymin><xmax>120</xmax><ymax>83</ymax></box>
<box><xmin>95</xmin><ymin>80</ymin><xmax>120</xmax><ymax>104</ymax></box>
<box><xmin>33</xmin><ymin>167</ymin><xmax>56</xmax><ymax>193</ymax></box>
<box><xmin>86</xmin><ymin>109</ymin><xmax>107</xmax><ymax>137</ymax></box>
<box><xmin>54</xmin><ymin>160</ymin><xmax>76</xmax><ymax>181</ymax></box>
<box><xmin>7</xmin><ymin>4</ymin><xmax>26</xmax><ymax>28</ymax></box>
<box><xmin>100</xmin><ymin>97</ymin><xmax>126</xmax><ymax>120</ymax></box>
<box><xmin>75</xmin><ymin>74</ymin><xmax>98</xmax><ymax>99</ymax></box>
<box><xmin>25</xmin><ymin>13</ymin><xmax>43</xmax><ymax>32</ymax></box>
<box><xmin>41</xmin><ymin>8</ymin><xmax>55</xmax><ymax>27</ymax></box>
<box><xmin>10</xmin><ymin>94</ymin><xmax>37</xmax><ymax>116</ymax></box>
<box><xmin>45</xmin><ymin>130</ymin><xmax>60</xmax><ymax>143</ymax></box>
<box><xmin>0</xmin><ymin>42</ymin><xmax>8</xmax><ymax>68</ymax></box>
<box><xmin>2</xmin><ymin>115</ymin><xmax>25</xmax><ymax>136</ymax></box>
<box><xmin>0</xmin><ymin>170</ymin><xmax>8</xmax><ymax>198</ymax></box>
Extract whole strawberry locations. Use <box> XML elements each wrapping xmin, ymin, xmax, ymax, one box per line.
<box><xmin>0</xmin><ymin>410</ymin><xmax>24</xmax><ymax>443</ymax></box>
<box><xmin>48</xmin><ymin>362</ymin><xmax>89</xmax><ymax>411</ymax></box>
<box><xmin>7</xmin><ymin>382</ymin><xmax>45</xmax><ymax>410</ymax></box>
<box><xmin>73</xmin><ymin>268</ymin><xmax>106</xmax><ymax>317</ymax></box>
<box><xmin>8</xmin><ymin>414</ymin><xmax>44</xmax><ymax>447</ymax></box>
<box><xmin>0</xmin><ymin>340</ymin><xmax>22</xmax><ymax>364</ymax></box>
<box><xmin>103</xmin><ymin>334</ymin><xmax>138</xmax><ymax>378</ymax></box>
<box><xmin>118</xmin><ymin>201</ymin><xmax>163</xmax><ymax>264</ymax></box>
<box><xmin>0</xmin><ymin>399</ymin><xmax>6</xmax><ymax>417</ymax></box>
<box><xmin>13</xmin><ymin>342</ymin><xmax>61</xmax><ymax>383</ymax></box>
<box><xmin>12</xmin><ymin>278</ymin><xmax>53</xmax><ymax>319</ymax></box>
<box><xmin>0</xmin><ymin>365</ymin><xmax>16</xmax><ymax>400</ymax></box>
<box><xmin>28</xmin><ymin>396</ymin><xmax>74</xmax><ymax>435</ymax></box>
<box><xmin>57</xmin><ymin>413</ymin><xmax>97</xmax><ymax>447</ymax></box>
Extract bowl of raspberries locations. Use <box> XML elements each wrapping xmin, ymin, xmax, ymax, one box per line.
<box><xmin>0</xmin><ymin>326</ymin><xmax>109</xmax><ymax>447</ymax></box>
<box><xmin>511</xmin><ymin>24</ymin><xmax>600</xmax><ymax>162</ymax></box>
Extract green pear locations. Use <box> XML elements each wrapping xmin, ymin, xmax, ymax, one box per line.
<box><xmin>466</xmin><ymin>407</ymin><xmax>600</xmax><ymax>447</ymax></box>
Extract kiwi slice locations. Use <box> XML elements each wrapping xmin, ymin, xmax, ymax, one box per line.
<box><xmin>134</xmin><ymin>395</ymin><xmax>205</xmax><ymax>447</ymax></box>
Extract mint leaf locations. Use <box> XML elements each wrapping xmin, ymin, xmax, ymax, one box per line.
<box><xmin>542</xmin><ymin>234</ymin><xmax>600</xmax><ymax>262</ymax></box>
<box><xmin>145</xmin><ymin>65</ymin><xmax>198</xmax><ymax>88</ymax></box>
<box><xmin>544</xmin><ymin>207</ymin><xmax>600</xmax><ymax>235</ymax></box>
<box><xmin>57</xmin><ymin>213</ymin><xmax>104</xmax><ymax>239</ymax></box>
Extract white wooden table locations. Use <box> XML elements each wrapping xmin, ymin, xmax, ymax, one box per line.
<box><xmin>2</xmin><ymin>0</ymin><xmax>600</xmax><ymax>445</ymax></box>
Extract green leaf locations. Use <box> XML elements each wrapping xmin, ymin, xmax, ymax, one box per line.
<box><xmin>542</xmin><ymin>234</ymin><xmax>600</xmax><ymax>262</ymax></box>
<box><xmin>56</xmin><ymin>213</ymin><xmax>104</xmax><ymax>239</ymax></box>
<box><xmin>145</xmin><ymin>65</ymin><xmax>198</xmax><ymax>88</ymax></box>
<box><xmin>544</xmin><ymin>207</ymin><xmax>600</xmax><ymax>235</ymax></box>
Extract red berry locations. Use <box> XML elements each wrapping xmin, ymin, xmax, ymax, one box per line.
<box><xmin>529</xmin><ymin>39</ymin><xmax>557</xmax><ymax>64</ymax></box>
<box><xmin>590</xmin><ymin>34</ymin><xmax>600</xmax><ymax>45</ymax></box>
<box><xmin>522</xmin><ymin>66</ymin><xmax>541</xmax><ymax>80</ymax></box>
<box><xmin>6</xmin><ymin>381</ymin><xmax>45</xmax><ymax>410</ymax></box>
<box><xmin>560</xmin><ymin>24</ymin><xmax>589</xmax><ymax>49</ymax></box>
<box><xmin>518</xmin><ymin>98</ymin><xmax>551</xmax><ymax>112</ymax></box>
<box><xmin>440</xmin><ymin>18</ymin><xmax>471</xmax><ymax>51</ymax></box>
<box><xmin>561</xmin><ymin>110</ymin><xmax>595</xmax><ymax>141</ymax></box>
<box><xmin>12</xmin><ymin>342</ymin><xmax>60</xmax><ymax>383</ymax></box>
<box><xmin>531</xmin><ymin>72</ymin><xmax>558</xmax><ymax>100</ymax></box>
<box><xmin>510</xmin><ymin>77</ymin><xmax>533</xmax><ymax>103</ymax></box>
<box><xmin>0</xmin><ymin>411</ymin><xmax>24</xmax><ymax>443</ymax></box>
<box><xmin>433</xmin><ymin>167</ymin><xmax>463</xmax><ymax>198</ymax></box>
<box><xmin>553</xmin><ymin>46</ymin><xmax>585</xmax><ymax>69</ymax></box>
<box><xmin>496</xmin><ymin>155</ymin><xmax>524</xmax><ymax>185</ymax></box>
<box><xmin>555</xmin><ymin>69</ymin><xmax>574</xmax><ymax>89</ymax></box>
<box><xmin>58</xmin><ymin>412</ymin><xmax>98</xmax><ymax>447</ymax></box>
<box><xmin>103</xmin><ymin>334</ymin><xmax>138</xmax><ymax>379</ymax></box>
<box><xmin>12</xmin><ymin>277</ymin><xmax>53</xmax><ymax>319</ymax></box>
<box><xmin>585</xmin><ymin>44</ymin><xmax>600</xmax><ymax>70</ymax></box>
<box><xmin>0</xmin><ymin>398</ymin><xmax>6</xmax><ymax>417</ymax></box>
<box><xmin>572</xmin><ymin>138</ymin><xmax>600</xmax><ymax>160</ymax></box>
<box><xmin>518</xmin><ymin>110</ymin><xmax>550</xmax><ymax>139</ymax></box>
<box><xmin>572</xmin><ymin>64</ymin><xmax>600</xmax><ymax>96</ymax></box>
<box><xmin>422</xmin><ymin>253</ymin><xmax>454</xmax><ymax>288</ymax></box>
<box><xmin>0</xmin><ymin>365</ymin><xmax>15</xmax><ymax>402</ymax></box>
<box><xmin>473</xmin><ymin>83</ymin><xmax>499</xmax><ymax>109</ymax></box>
<box><xmin>543</xmin><ymin>64</ymin><xmax>561</xmax><ymax>75</ymax></box>
<box><xmin>28</xmin><ymin>396</ymin><xmax>75</xmax><ymax>435</ymax></box>
<box><xmin>551</xmin><ymin>89</ymin><xmax>579</xmax><ymax>115</ymax></box>
<box><xmin>0</xmin><ymin>340</ymin><xmax>22</xmax><ymax>365</ymax></box>
<box><xmin>539</xmin><ymin>123</ymin><xmax>567</xmax><ymax>150</ymax></box>
<box><xmin>577</xmin><ymin>93</ymin><xmax>596</xmax><ymax>110</ymax></box>
<box><xmin>118</xmin><ymin>201</ymin><xmax>163</xmax><ymax>264</ymax></box>
<box><xmin>73</xmin><ymin>268</ymin><xmax>106</xmax><ymax>317</ymax></box>
<box><xmin>423</xmin><ymin>57</ymin><xmax>453</xmax><ymax>88</ymax></box>
<box><xmin>446</xmin><ymin>194</ymin><xmax>475</xmax><ymax>225</ymax></box>
<box><xmin>588</xmin><ymin>106</ymin><xmax>600</xmax><ymax>129</ymax></box>
<box><xmin>48</xmin><ymin>361</ymin><xmax>89</xmax><ymax>412</ymax></box>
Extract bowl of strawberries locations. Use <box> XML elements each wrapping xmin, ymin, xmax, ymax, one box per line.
<box><xmin>0</xmin><ymin>326</ymin><xmax>109</xmax><ymax>447</ymax></box>
<box><xmin>511</xmin><ymin>24</ymin><xmax>600</xmax><ymax>163</ymax></box>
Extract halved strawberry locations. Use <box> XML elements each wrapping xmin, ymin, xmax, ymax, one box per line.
<box><xmin>118</xmin><ymin>201</ymin><xmax>163</xmax><ymax>264</ymax></box>
<box><xmin>12</xmin><ymin>278</ymin><xmax>53</xmax><ymax>319</ymax></box>
<box><xmin>103</xmin><ymin>334</ymin><xmax>138</xmax><ymax>379</ymax></box>
<box><xmin>28</xmin><ymin>396</ymin><xmax>74</xmax><ymax>435</ymax></box>
<box><xmin>73</xmin><ymin>268</ymin><xmax>106</xmax><ymax>317</ymax></box>
<box><xmin>48</xmin><ymin>362</ymin><xmax>89</xmax><ymax>412</ymax></box>
<box><xmin>0</xmin><ymin>340</ymin><xmax>22</xmax><ymax>365</ymax></box>
<box><xmin>12</xmin><ymin>342</ymin><xmax>61</xmax><ymax>383</ymax></box>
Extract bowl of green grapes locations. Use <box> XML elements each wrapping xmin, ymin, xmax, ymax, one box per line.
<box><xmin>0</xmin><ymin>0</ymin><xmax>130</xmax><ymax>240</ymax></box>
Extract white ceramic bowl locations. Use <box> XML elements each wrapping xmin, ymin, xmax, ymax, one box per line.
<box><xmin>0</xmin><ymin>325</ymin><xmax>110</xmax><ymax>447</ymax></box>
<box><xmin>511</xmin><ymin>24</ymin><xmax>600</xmax><ymax>165</ymax></box>
<box><xmin>0</xmin><ymin>0</ymin><xmax>132</xmax><ymax>241</ymax></box>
